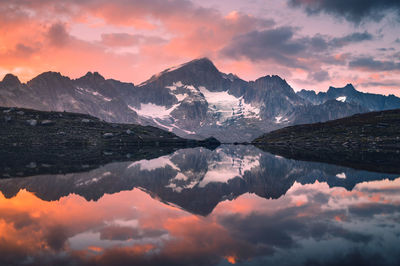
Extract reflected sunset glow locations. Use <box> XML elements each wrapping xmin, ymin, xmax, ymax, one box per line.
<box><xmin>0</xmin><ymin>167</ymin><xmax>399</xmax><ymax>265</ymax></box>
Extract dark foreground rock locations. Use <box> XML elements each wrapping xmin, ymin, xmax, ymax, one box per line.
<box><xmin>253</xmin><ymin>109</ymin><xmax>400</xmax><ymax>174</ymax></box>
<box><xmin>0</xmin><ymin>106</ymin><xmax>220</xmax><ymax>178</ymax></box>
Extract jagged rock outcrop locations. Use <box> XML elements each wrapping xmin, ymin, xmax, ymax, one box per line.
<box><xmin>297</xmin><ymin>83</ymin><xmax>400</xmax><ymax>111</ymax></box>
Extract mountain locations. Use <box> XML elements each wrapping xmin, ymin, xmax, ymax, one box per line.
<box><xmin>297</xmin><ymin>83</ymin><xmax>400</xmax><ymax>111</ymax></box>
<box><xmin>0</xmin><ymin>58</ymin><xmax>368</xmax><ymax>142</ymax></box>
<box><xmin>0</xmin><ymin>71</ymin><xmax>140</xmax><ymax>124</ymax></box>
<box><xmin>287</xmin><ymin>99</ymin><xmax>367</xmax><ymax>125</ymax></box>
<box><xmin>0</xmin><ymin>145</ymin><xmax>397</xmax><ymax>216</ymax></box>
<box><xmin>133</xmin><ymin>58</ymin><xmax>365</xmax><ymax>141</ymax></box>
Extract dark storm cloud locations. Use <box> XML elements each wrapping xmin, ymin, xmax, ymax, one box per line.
<box><xmin>44</xmin><ymin>225</ymin><xmax>69</xmax><ymax>251</ymax></box>
<box><xmin>393</xmin><ymin>52</ymin><xmax>400</xmax><ymax>60</ymax></box>
<box><xmin>348</xmin><ymin>203</ymin><xmax>400</xmax><ymax>217</ymax></box>
<box><xmin>349</xmin><ymin>57</ymin><xmax>400</xmax><ymax>71</ymax></box>
<box><xmin>218</xmin><ymin>206</ymin><xmax>372</xmax><ymax>251</ymax></box>
<box><xmin>15</xmin><ymin>43</ymin><xmax>38</xmax><ymax>56</ymax></box>
<box><xmin>221</xmin><ymin>26</ymin><xmax>373</xmax><ymax>71</ymax></box>
<box><xmin>1</xmin><ymin>211</ymin><xmax>38</xmax><ymax>229</ymax></box>
<box><xmin>99</xmin><ymin>225</ymin><xmax>166</xmax><ymax>241</ymax></box>
<box><xmin>331</xmin><ymin>31</ymin><xmax>373</xmax><ymax>47</ymax></box>
<box><xmin>46</xmin><ymin>22</ymin><xmax>70</xmax><ymax>47</ymax></box>
<box><xmin>377</xmin><ymin>47</ymin><xmax>395</xmax><ymax>52</ymax></box>
<box><xmin>308</xmin><ymin>70</ymin><xmax>330</xmax><ymax>82</ymax></box>
<box><xmin>358</xmin><ymin>186</ymin><xmax>400</xmax><ymax>194</ymax></box>
<box><xmin>220</xmin><ymin>27</ymin><xmax>307</xmax><ymax>67</ymax></box>
<box><xmin>304</xmin><ymin>249</ymin><xmax>387</xmax><ymax>266</ymax></box>
<box><xmin>288</xmin><ymin>0</ymin><xmax>400</xmax><ymax>24</ymax></box>
<box><xmin>310</xmin><ymin>222</ymin><xmax>372</xmax><ymax>243</ymax></box>
<box><xmin>219</xmin><ymin>211</ymin><xmax>303</xmax><ymax>248</ymax></box>
<box><xmin>311</xmin><ymin>191</ymin><xmax>330</xmax><ymax>204</ymax></box>
<box><xmin>360</xmin><ymin>81</ymin><xmax>400</xmax><ymax>87</ymax></box>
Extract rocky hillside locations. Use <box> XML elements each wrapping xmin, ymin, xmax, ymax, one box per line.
<box><xmin>253</xmin><ymin>109</ymin><xmax>400</xmax><ymax>173</ymax></box>
<box><xmin>0</xmin><ymin>107</ymin><xmax>219</xmax><ymax>178</ymax></box>
<box><xmin>0</xmin><ymin>106</ymin><xmax>221</xmax><ymax>148</ymax></box>
<box><xmin>0</xmin><ymin>106</ymin><xmax>220</xmax><ymax>177</ymax></box>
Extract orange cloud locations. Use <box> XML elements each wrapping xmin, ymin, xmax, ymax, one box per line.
<box><xmin>0</xmin><ymin>0</ymin><xmax>275</xmax><ymax>84</ymax></box>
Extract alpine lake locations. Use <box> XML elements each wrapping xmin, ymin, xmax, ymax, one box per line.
<box><xmin>0</xmin><ymin>145</ymin><xmax>399</xmax><ymax>266</ymax></box>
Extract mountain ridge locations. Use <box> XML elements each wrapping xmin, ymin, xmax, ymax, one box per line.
<box><xmin>298</xmin><ymin>83</ymin><xmax>400</xmax><ymax>111</ymax></box>
<box><xmin>1</xmin><ymin>57</ymin><xmax>397</xmax><ymax>142</ymax></box>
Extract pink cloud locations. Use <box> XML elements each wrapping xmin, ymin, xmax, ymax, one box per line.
<box><xmin>0</xmin><ymin>0</ymin><xmax>398</xmax><ymax>96</ymax></box>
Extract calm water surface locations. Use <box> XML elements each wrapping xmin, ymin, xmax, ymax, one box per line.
<box><xmin>0</xmin><ymin>145</ymin><xmax>399</xmax><ymax>266</ymax></box>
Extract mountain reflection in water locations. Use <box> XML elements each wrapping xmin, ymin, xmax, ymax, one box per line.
<box><xmin>0</xmin><ymin>145</ymin><xmax>399</xmax><ymax>266</ymax></box>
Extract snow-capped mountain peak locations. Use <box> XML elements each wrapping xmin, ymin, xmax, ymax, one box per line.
<box><xmin>0</xmin><ymin>58</ymin><xmax>384</xmax><ymax>142</ymax></box>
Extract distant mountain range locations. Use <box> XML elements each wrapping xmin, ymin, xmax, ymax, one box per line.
<box><xmin>297</xmin><ymin>84</ymin><xmax>400</xmax><ymax>111</ymax></box>
<box><xmin>1</xmin><ymin>58</ymin><xmax>399</xmax><ymax>142</ymax></box>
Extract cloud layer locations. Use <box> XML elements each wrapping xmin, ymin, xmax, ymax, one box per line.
<box><xmin>0</xmin><ymin>0</ymin><xmax>399</xmax><ymax>95</ymax></box>
<box><xmin>288</xmin><ymin>0</ymin><xmax>400</xmax><ymax>23</ymax></box>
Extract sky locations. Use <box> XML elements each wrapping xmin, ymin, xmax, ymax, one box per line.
<box><xmin>0</xmin><ymin>0</ymin><xmax>400</xmax><ymax>95</ymax></box>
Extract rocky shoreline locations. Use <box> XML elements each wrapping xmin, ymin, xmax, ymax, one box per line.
<box><xmin>253</xmin><ymin>109</ymin><xmax>400</xmax><ymax>173</ymax></box>
<box><xmin>0</xmin><ymin>106</ymin><xmax>220</xmax><ymax>178</ymax></box>
<box><xmin>1</xmin><ymin>106</ymin><xmax>220</xmax><ymax>148</ymax></box>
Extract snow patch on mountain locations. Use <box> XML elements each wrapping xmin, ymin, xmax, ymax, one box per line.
<box><xmin>128</xmin><ymin>102</ymin><xmax>198</xmax><ymax>134</ymax></box>
<box><xmin>75</xmin><ymin>87</ymin><xmax>112</xmax><ymax>102</ymax></box>
<box><xmin>127</xmin><ymin>155</ymin><xmax>179</xmax><ymax>172</ymax></box>
<box><xmin>336</xmin><ymin>96</ymin><xmax>347</xmax><ymax>102</ymax></box>
<box><xmin>198</xmin><ymin>149</ymin><xmax>260</xmax><ymax>188</ymax></box>
<box><xmin>166</xmin><ymin>172</ymin><xmax>200</xmax><ymax>193</ymax></box>
<box><xmin>173</xmin><ymin>126</ymin><xmax>196</xmax><ymax>135</ymax></box>
<box><xmin>174</xmin><ymin>94</ymin><xmax>188</xmax><ymax>102</ymax></box>
<box><xmin>275</xmin><ymin>115</ymin><xmax>289</xmax><ymax>124</ymax></box>
<box><xmin>166</xmin><ymin>82</ymin><xmax>203</xmax><ymax>102</ymax></box>
<box><xmin>198</xmin><ymin>86</ymin><xmax>260</xmax><ymax>123</ymax></box>
<box><xmin>128</xmin><ymin>103</ymin><xmax>178</xmax><ymax>119</ymax></box>
<box><xmin>151</xmin><ymin>118</ymin><xmax>175</xmax><ymax>132</ymax></box>
<box><xmin>150</xmin><ymin>118</ymin><xmax>196</xmax><ymax>135</ymax></box>
<box><xmin>336</xmin><ymin>172</ymin><xmax>346</xmax><ymax>179</ymax></box>
<box><xmin>241</xmin><ymin>154</ymin><xmax>261</xmax><ymax>173</ymax></box>
<box><xmin>166</xmin><ymin>81</ymin><xmax>184</xmax><ymax>91</ymax></box>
